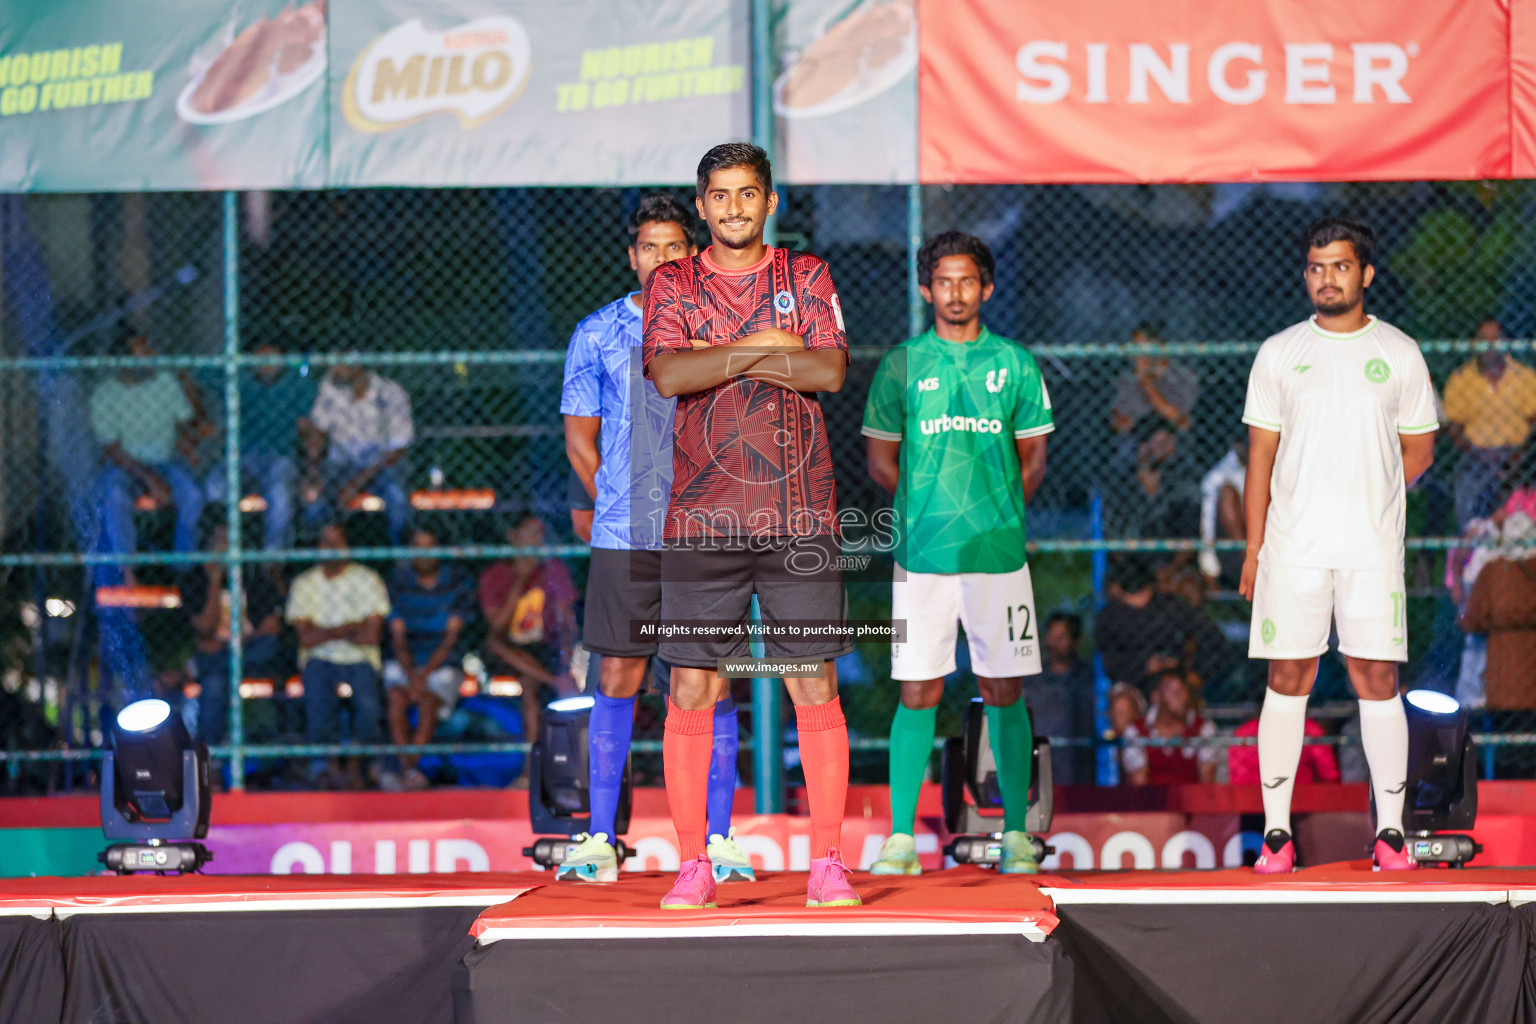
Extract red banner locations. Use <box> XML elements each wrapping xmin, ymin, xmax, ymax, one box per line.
<box><xmin>1515</xmin><ymin>0</ymin><xmax>1536</xmax><ymax>176</ymax></box>
<box><xmin>918</xmin><ymin>0</ymin><xmax>1517</xmax><ymax>183</ymax></box>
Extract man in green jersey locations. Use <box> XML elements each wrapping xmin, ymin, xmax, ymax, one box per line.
<box><xmin>861</xmin><ymin>231</ymin><xmax>1053</xmax><ymax>875</ymax></box>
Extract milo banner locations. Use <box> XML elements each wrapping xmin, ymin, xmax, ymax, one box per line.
<box><xmin>328</xmin><ymin>0</ymin><xmax>749</xmax><ymax>187</ymax></box>
<box><xmin>0</xmin><ymin>0</ymin><xmax>328</xmax><ymax>191</ymax></box>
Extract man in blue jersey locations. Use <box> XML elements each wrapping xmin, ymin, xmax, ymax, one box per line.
<box><xmin>558</xmin><ymin>195</ymin><xmax>751</xmax><ymax>883</ymax></box>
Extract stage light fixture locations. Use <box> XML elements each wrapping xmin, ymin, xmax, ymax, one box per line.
<box><xmin>940</xmin><ymin>698</ymin><xmax>1053</xmax><ymax>867</ymax></box>
<box><xmin>1401</xmin><ymin>689</ymin><xmax>1481</xmax><ymax>868</ymax></box>
<box><xmin>525</xmin><ymin>694</ymin><xmax>633</xmax><ymax>871</ymax></box>
<box><xmin>99</xmin><ymin>698</ymin><xmax>213</xmax><ymax>874</ymax></box>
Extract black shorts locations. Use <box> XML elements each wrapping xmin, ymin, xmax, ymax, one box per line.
<box><xmin>582</xmin><ymin>547</ymin><xmax>662</xmax><ymax>658</ymax></box>
<box><xmin>658</xmin><ymin>534</ymin><xmax>852</xmax><ymax>669</ymax></box>
<box><xmin>585</xmin><ymin>649</ymin><xmax>673</xmax><ymax>696</ymax></box>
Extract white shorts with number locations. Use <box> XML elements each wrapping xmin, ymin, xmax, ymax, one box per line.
<box><xmin>891</xmin><ymin>563</ymin><xmax>1042</xmax><ymax>680</ymax></box>
<box><xmin>1248</xmin><ymin>562</ymin><xmax>1407</xmax><ymax>663</ymax></box>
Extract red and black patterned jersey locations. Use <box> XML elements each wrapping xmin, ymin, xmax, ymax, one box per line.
<box><xmin>641</xmin><ymin>246</ymin><xmax>848</xmax><ymax>540</ymax></box>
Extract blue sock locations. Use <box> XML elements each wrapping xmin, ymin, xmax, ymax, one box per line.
<box><xmin>587</xmin><ymin>691</ymin><xmax>634</xmax><ymax>842</ymax></box>
<box><xmin>707</xmin><ymin>698</ymin><xmax>739</xmax><ymax>841</ymax></box>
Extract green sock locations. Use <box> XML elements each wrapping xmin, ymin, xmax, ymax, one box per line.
<box><xmin>888</xmin><ymin>704</ymin><xmax>937</xmax><ymax>835</ymax></box>
<box><xmin>986</xmin><ymin>700</ymin><xmax>1034</xmax><ymax>834</ymax></box>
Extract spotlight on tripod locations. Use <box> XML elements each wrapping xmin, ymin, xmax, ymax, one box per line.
<box><xmin>99</xmin><ymin>699</ymin><xmax>213</xmax><ymax>874</ymax></box>
<box><xmin>940</xmin><ymin>699</ymin><xmax>1053</xmax><ymax>867</ymax></box>
<box><xmin>1398</xmin><ymin>689</ymin><xmax>1481</xmax><ymax>867</ymax></box>
<box><xmin>523</xmin><ymin>695</ymin><xmax>633</xmax><ymax>870</ymax></box>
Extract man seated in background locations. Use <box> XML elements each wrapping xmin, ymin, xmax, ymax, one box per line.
<box><xmin>183</xmin><ymin>511</ymin><xmax>285</xmax><ymax>746</ymax></box>
<box><xmin>1117</xmin><ymin>418</ymin><xmax>1201</xmax><ymax>540</ymax></box>
<box><xmin>286</xmin><ymin>522</ymin><xmax>391</xmax><ymax>789</ymax></box>
<box><xmin>91</xmin><ymin>331</ymin><xmax>205</xmax><ymax>573</ymax></box>
<box><xmin>1442</xmin><ymin>316</ymin><xmax>1536</xmax><ymax>527</ymax></box>
<box><xmin>1199</xmin><ymin>435</ymin><xmax>1247</xmax><ymax>585</ymax></box>
<box><xmin>1110</xmin><ymin>322</ymin><xmax>1200</xmax><ymax>437</ymax></box>
<box><xmin>1096</xmin><ymin>556</ymin><xmax>1225</xmax><ymax>689</ymax></box>
<box><xmin>384</xmin><ymin>525</ymin><xmax>473</xmax><ymax>790</ymax></box>
<box><xmin>1034</xmin><ymin>612</ymin><xmax>1096</xmax><ymax>785</ymax></box>
<box><xmin>479</xmin><ymin>511</ymin><xmax>579</xmax><ymax>741</ymax></box>
<box><xmin>303</xmin><ymin>363</ymin><xmax>414</xmax><ymax>545</ymax></box>
<box><xmin>207</xmin><ymin>337</ymin><xmax>317</xmax><ymax>552</ymax></box>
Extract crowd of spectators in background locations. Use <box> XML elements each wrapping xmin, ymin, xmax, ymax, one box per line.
<box><xmin>69</xmin><ymin>307</ymin><xmax>1536</xmax><ymax>791</ymax></box>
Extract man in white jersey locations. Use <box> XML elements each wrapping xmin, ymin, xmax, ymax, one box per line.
<box><xmin>1241</xmin><ymin>218</ymin><xmax>1438</xmax><ymax>874</ymax></box>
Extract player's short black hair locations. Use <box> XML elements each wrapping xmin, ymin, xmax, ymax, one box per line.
<box><xmin>1046</xmin><ymin>611</ymin><xmax>1082</xmax><ymax>643</ymax></box>
<box><xmin>1302</xmin><ymin>217</ymin><xmax>1375</xmax><ymax>268</ymax></box>
<box><xmin>627</xmin><ymin>194</ymin><xmax>695</xmax><ymax>244</ymax></box>
<box><xmin>695</xmin><ymin>142</ymin><xmax>772</xmax><ymax>200</ymax></box>
<box><xmin>1132</xmin><ymin>320</ymin><xmax>1166</xmax><ymax>343</ymax></box>
<box><xmin>917</xmin><ymin>231</ymin><xmax>995</xmax><ymax>289</ymax></box>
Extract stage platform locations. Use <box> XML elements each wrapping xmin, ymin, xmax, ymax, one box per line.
<box><xmin>5</xmin><ymin>865</ymin><xmax>1536</xmax><ymax>1024</ymax></box>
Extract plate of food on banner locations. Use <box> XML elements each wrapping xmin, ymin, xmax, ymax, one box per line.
<box><xmin>773</xmin><ymin>0</ymin><xmax>916</xmax><ymax>120</ymax></box>
<box><xmin>177</xmin><ymin>0</ymin><xmax>327</xmax><ymax>125</ymax></box>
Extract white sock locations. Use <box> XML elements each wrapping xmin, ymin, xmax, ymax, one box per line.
<box><xmin>1258</xmin><ymin>688</ymin><xmax>1310</xmax><ymax>836</ymax></box>
<box><xmin>1358</xmin><ymin>696</ymin><xmax>1409</xmax><ymax>836</ymax></box>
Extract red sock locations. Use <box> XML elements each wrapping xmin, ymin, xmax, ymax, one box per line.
<box><xmin>795</xmin><ymin>700</ymin><xmax>850</xmax><ymax>860</ymax></box>
<box><xmin>663</xmin><ymin>701</ymin><xmax>714</xmax><ymax>862</ymax></box>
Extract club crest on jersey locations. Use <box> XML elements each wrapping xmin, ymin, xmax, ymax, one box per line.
<box><xmin>774</xmin><ymin>290</ymin><xmax>795</xmax><ymax>316</ymax></box>
<box><xmin>986</xmin><ymin>368</ymin><xmax>1008</xmax><ymax>393</ymax></box>
<box><xmin>1364</xmin><ymin>358</ymin><xmax>1391</xmax><ymax>384</ymax></box>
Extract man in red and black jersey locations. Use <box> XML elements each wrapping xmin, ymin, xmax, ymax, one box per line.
<box><xmin>641</xmin><ymin>142</ymin><xmax>859</xmax><ymax>910</ymax></box>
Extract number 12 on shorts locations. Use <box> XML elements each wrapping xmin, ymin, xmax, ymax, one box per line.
<box><xmin>1006</xmin><ymin>604</ymin><xmax>1033</xmax><ymax>642</ymax></box>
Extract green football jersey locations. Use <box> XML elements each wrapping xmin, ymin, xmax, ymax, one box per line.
<box><xmin>861</xmin><ymin>327</ymin><xmax>1054</xmax><ymax>574</ymax></box>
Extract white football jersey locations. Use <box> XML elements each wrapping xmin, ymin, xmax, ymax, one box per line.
<box><xmin>1242</xmin><ymin>315</ymin><xmax>1438</xmax><ymax>571</ymax></box>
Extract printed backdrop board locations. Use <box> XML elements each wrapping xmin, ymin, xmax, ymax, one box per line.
<box><xmin>0</xmin><ymin>0</ymin><xmax>328</xmax><ymax>191</ymax></box>
<box><xmin>773</xmin><ymin>0</ymin><xmax>916</xmax><ymax>184</ymax></box>
<box><xmin>327</xmin><ymin>0</ymin><xmax>750</xmax><ymax>187</ymax></box>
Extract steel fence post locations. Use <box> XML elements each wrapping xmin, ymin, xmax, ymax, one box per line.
<box><xmin>223</xmin><ymin>191</ymin><xmax>246</xmax><ymax>791</ymax></box>
<box><xmin>907</xmin><ymin>184</ymin><xmax>924</xmax><ymax>338</ymax></box>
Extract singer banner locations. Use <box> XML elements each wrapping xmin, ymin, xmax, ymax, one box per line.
<box><xmin>918</xmin><ymin>0</ymin><xmax>1517</xmax><ymax>183</ymax></box>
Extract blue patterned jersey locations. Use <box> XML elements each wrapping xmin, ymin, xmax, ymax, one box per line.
<box><xmin>560</xmin><ymin>293</ymin><xmax>675</xmax><ymax>550</ymax></box>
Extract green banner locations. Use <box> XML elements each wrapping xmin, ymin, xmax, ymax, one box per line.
<box><xmin>0</xmin><ymin>0</ymin><xmax>328</xmax><ymax>192</ymax></box>
<box><xmin>3</xmin><ymin>1</ymin><xmax>920</xmax><ymax>191</ymax></box>
<box><xmin>328</xmin><ymin>0</ymin><xmax>750</xmax><ymax>187</ymax></box>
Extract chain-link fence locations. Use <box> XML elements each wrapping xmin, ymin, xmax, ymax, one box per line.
<box><xmin>3</xmin><ymin>180</ymin><xmax>1536</xmax><ymax>793</ymax></box>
